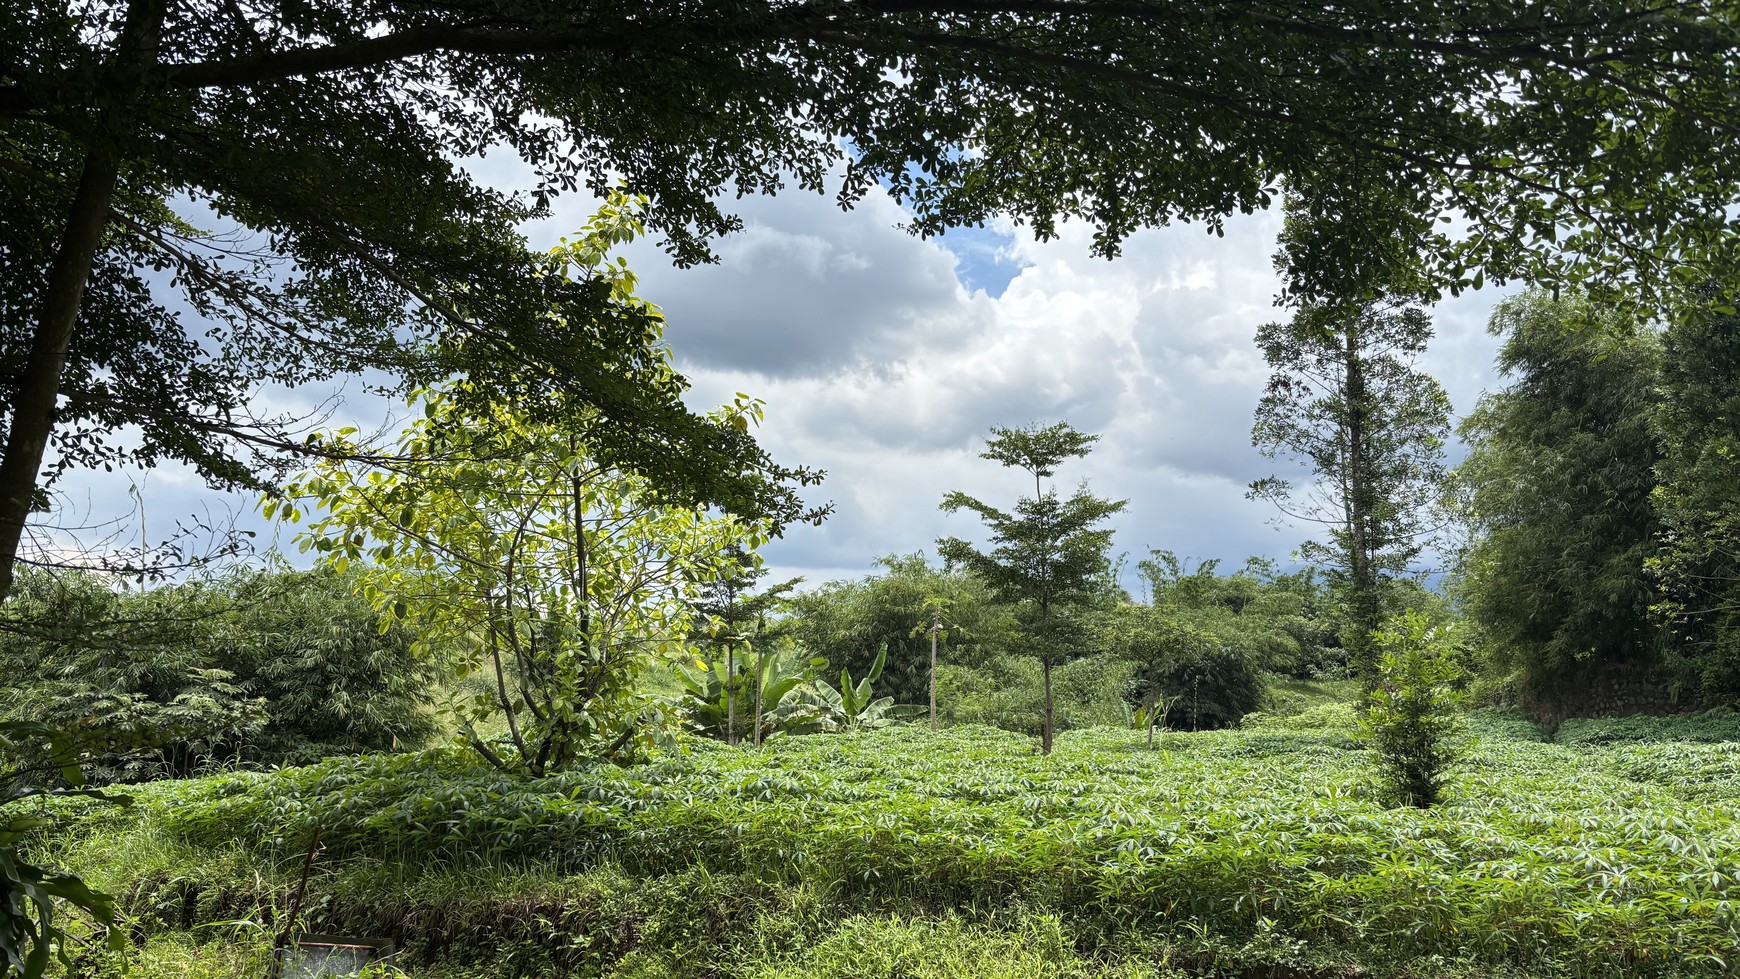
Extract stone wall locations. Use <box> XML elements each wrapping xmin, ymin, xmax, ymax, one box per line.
<box><xmin>1528</xmin><ymin>659</ymin><xmax>1703</xmax><ymax>730</ymax></box>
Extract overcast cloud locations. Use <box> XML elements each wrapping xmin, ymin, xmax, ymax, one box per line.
<box><xmin>581</xmin><ymin>183</ymin><xmax>1512</xmax><ymax>588</ymax></box>
<box><xmin>46</xmin><ymin>174</ymin><xmax>1516</xmax><ymax>592</ymax></box>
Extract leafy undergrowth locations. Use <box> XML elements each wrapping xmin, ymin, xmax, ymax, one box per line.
<box><xmin>32</xmin><ymin>711</ymin><xmax>1740</xmax><ymax>979</ymax></box>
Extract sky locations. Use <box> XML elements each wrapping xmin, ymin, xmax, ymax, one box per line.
<box><xmin>44</xmin><ymin>167</ymin><xmax>1520</xmax><ymax>593</ymax></box>
<box><xmin>531</xmin><ymin>173</ymin><xmax>1515</xmax><ymax>590</ymax></box>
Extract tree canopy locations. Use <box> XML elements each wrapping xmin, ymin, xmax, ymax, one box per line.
<box><xmin>1653</xmin><ymin>307</ymin><xmax>1740</xmax><ymax>703</ymax></box>
<box><xmin>8</xmin><ymin>0</ymin><xmax>1740</xmax><ymax>596</ymax></box>
<box><xmin>1450</xmin><ymin>293</ymin><xmax>1664</xmax><ymax>704</ymax></box>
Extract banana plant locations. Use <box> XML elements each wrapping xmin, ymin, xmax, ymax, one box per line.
<box><xmin>675</xmin><ymin>643</ymin><xmax>829</xmax><ymax>741</ymax></box>
<box><xmin>795</xmin><ymin>645</ymin><xmax>924</xmax><ymax>733</ymax></box>
<box><xmin>839</xmin><ymin>643</ymin><xmax>888</xmax><ymax>719</ymax></box>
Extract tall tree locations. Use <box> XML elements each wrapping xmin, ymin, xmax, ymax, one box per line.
<box><xmin>1248</xmin><ymin>293</ymin><xmax>1451</xmax><ymax>679</ymax></box>
<box><xmin>1450</xmin><ymin>293</ymin><xmax>1664</xmax><ymax>705</ymax></box>
<box><xmin>939</xmin><ymin>422</ymin><xmax>1125</xmax><ymax>754</ymax></box>
<box><xmin>9</xmin><ymin>1</ymin><xmax>1740</xmax><ymax>598</ymax></box>
<box><xmin>278</xmin><ymin>383</ymin><xmax>764</xmax><ymax>773</ymax></box>
<box><xmin>273</xmin><ymin>213</ymin><xmax>769</xmax><ymax>773</ymax></box>
<box><xmin>1653</xmin><ymin>307</ymin><xmax>1740</xmax><ymax>705</ymax></box>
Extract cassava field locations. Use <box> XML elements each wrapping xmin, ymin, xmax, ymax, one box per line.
<box><xmin>32</xmin><ymin>708</ymin><xmax>1740</xmax><ymax>979</ymax></box>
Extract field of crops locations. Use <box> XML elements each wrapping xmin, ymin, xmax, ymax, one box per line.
<box><xmin>35</xmin><ymin>708</ymin><xmax>1740</xmax><ymax>979</ymax></box>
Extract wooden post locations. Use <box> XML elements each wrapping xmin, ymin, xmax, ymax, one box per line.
<box><xmin>929</xmin><ymin>613</ymin><xmax>940</xmax><ymax>730</ymax></box>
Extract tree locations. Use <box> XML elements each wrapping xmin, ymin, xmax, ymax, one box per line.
<box><xmin>279</xmin><ymin>382</ymin><xmax>765</xmax><ymax>774</ymax></box>
<box><xmin>1119</xmin><ymin>609</ymin><xmax>1264</xmax><ymax>733</ymax></box>
<box><xmin>1248</xmin><ymin>292</ymin><xmax>1451</xmax><ymax>680</ymax></box>
<box><xmin>939</xmin><ymin>422</ymin><xmax>1125</xmax><ymax>754</ymax></box>
<box><xmin>0</xmin><ymin>570</ymin><xmax>267</xmax><ymax>781</ymax></box>
<box><xmin>1357</xmin><ymin>611</ymin><xmax>1467</xmax><ymax>808</ymax></box>
<box><xmin>1450</xmin><ymin>293</ymin><xmax>1664</xmax><ymax>705</ymax></box>
<box><xmin>210</xmin><ymin>567</ymin><xmax>438</xmax><ymax>765</ymax></box>
<box><xmin>10</xmin><ymin>1</ymin><xmax>1740</xmax><ymax>598</ymax></box>
<box><xmin>1650</xmin><ymin>307</ymin><xmax>1740</xmax><ymax>706</ymax></box>
<box><xmin>271</xmin><ymin>206</ymin><xmax>795</xmax><ymax>773</ymax></box>
<box><xmin>0</xmin><ymin>566</ymin><xmax>437</xmax><ymax>775</ymax></box>
<box><xmin>1137</xmin><ymin>550</ymin><xmax>1342</xmax><ymax>678</ymax></box>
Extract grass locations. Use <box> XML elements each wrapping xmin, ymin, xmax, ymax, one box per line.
<box><xmin>27</xmin><ymin>707</ymin><xmax>1740</xmax><ymax>979</ymax></box>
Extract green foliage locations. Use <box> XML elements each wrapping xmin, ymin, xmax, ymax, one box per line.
<box><xmin>1450</xmin><ymin>293</ymin><xmax>1665</xmax><ymax>704</ymax></box>
<box><xmin>208</xmin><ymin>568</ymin><xmax>438</xmax><ymax>766</ymax></box>
<box><xmin>1651</xmin><ymin>307</ymin><xmax>1740</xmax><ymax>705</ymax></box>
<box><xmin>1243</xmin><ymin>701</ymin><xmax>1361</xmax><ymax>735</ymax></box>
<box><xmin>1137</xmin><ymin>553</ymin><xmax>1343</xmax><ymax>678</ymax></box>
<box><xmin>1556</xmin><ymin>708</ymin><xmax>1740</xmax><ymax>748</ymax></box>
<box><xmin>1357</xmin><ymin>613</ymin><xmax>1467</xmax><ymax>808</ymax></box>
<box><xmin>13</xmin><ymin>0</ymin><xmax>1740</xmax><ymax>605</ymax></box>
<box><xmin>35</xmin><ymin>717</ymin><xmax>1740</xmax><ymax>979</ymax></box>
<box><xmin>687</xmin><ymin>546</ymin><xmax>802</xmax><ymax>745</ymax></box>
<box><xmin>678</xmin><ymin>642</ymin><xmax>921</xmax><ymax>742</ymax></box>
<box><xmin>941</xmin><ymin>653</ymin><xmax>1133</xmax><ymax>736</ymax></box>
<box><xmin>0</xmin><ymin>567</ymin><xmax>435</xmax><ymax>779</ymax></box>
<box><xmin>823</xmin><ymin>644</ymin><xmax>924</xmax><ymax>731</ymax></box>
<box><xmin>1120</xmin><ymin>611</ymin><xmax>1263</xmax><ymax>732</ymax></box>
<box><xmin>275</xmin><ymin>203</ymin><xmax>771</xmax><ymax>774</ymax></box>
<box><xmin>934</xmin><ymin>658</ymin><xmax>1045</xmax><ymax>735</ymax></box>
<box><xmin>677</xmin><ymin>642</ymin><xmax>832</xmax><ymax>741</ymax></box>
<box><xmin>61</xmin><ymin>933</ymin><xmax>274</xmax><ymax>979</ymax></box>
<box><xmin>1249</xmin><ymin>270</ymin><xmax>1451</xmax><ymax>679</ymax></box>
<box><xmin>0</xmin><ymin>571</ymin><xmax>265</xmax><ymax>781</ymax></box>
<box><xmin>0</xmin><ymin>721</ymin><xmax>128</xmax><ymax>979</ymax></box>
<box><xmin>747</xmin><ymin>913</ymin><xmax>1168</xmax><ymax>979</ymax></box>
<box><xmin>940</xmin><ymin>422</ymin><xmax>1126</xmax><ymax>752</ymax></box>
<box><xmin>785</xmin><ymin>554</ymin><xmax>1014</xmax><ymax>711</ymax></box>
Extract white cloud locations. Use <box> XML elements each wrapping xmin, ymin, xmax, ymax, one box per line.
<box><xmin>593</xmin><ymin>185</ymin><xmax>1513</xmax><ymax>588</ymax></box>
<box><xmin>41</xmin><ymin>173</ymin><xmax>1514</xmax><ymax>592</ymax></box>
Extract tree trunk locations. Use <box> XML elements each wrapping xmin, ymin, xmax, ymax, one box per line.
<box><xmin>1041</xmin><ymin>658</ymin><xmax>1054</xmax><ymax>755</ymax></box>
<box><xmin>726</xmin><ymin>640</ymin><xmax>736</xmax><ymax>746</ymax></box>
<box><xmin>753</xmin><ymin>620</ymin><xmax>765</xmax><ymax>747</ymax></box>
<box><xmin>1342</xmin><ymin>323</ymin><xmax>1381</xmax><ymax>684</ymax></box>
<box><xmin>0</xmin><ymin>0</ymin><xmax>165</xmax><ymax>602</ymax></box>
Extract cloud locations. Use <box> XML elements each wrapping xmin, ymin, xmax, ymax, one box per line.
<box><xmin>620</xmin><ymin>188</ymin><xmax>966</xmax><ymax>379</ymax></box>
<box><xmin>39</xmin><ymin>172</ymin><xmax>1514</xmax><ymax>593</ymax></box>
<box><xmin>608</xmin><ymin>187</ymin><xmax>1514</xmax><ymax>588</ymax></box>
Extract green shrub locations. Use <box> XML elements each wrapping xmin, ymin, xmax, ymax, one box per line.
<box><xmin>936</xmin><ymin>654</ymin><xmax>1131</xmax><ymax>735</ymax></box>
<box><xmin>1050</xmin><ymin>655</ymin><xmax>1135</xmax><ymax>730</ymax></box>
<box><xmin>935</xmin><ymin>656</ymin><xmax>1044</xmax><ymax>734</ymax></box>
<box><xmin>1122</xmin><ymin>617</ymin><xmax>1263</xmax><ymax>731</ymax></box>
<box><xmin>1357</xmin><ymin>612</ymin><xmax>1467</xmax><ymax>807</ymax></box>
<box><xmin>214</xmin><ymin>568</ymin><xmax>438</xmax><ymax>765</ymax></box>
<box><xmin>0</xmin><ymin>568</ymin><xmax>436</xmax><ymax>780</ymax></box>
<box><xmin>0</xmin><ymin>572</ymin><xmax>268</xmax><ymax>781</ymax></box>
